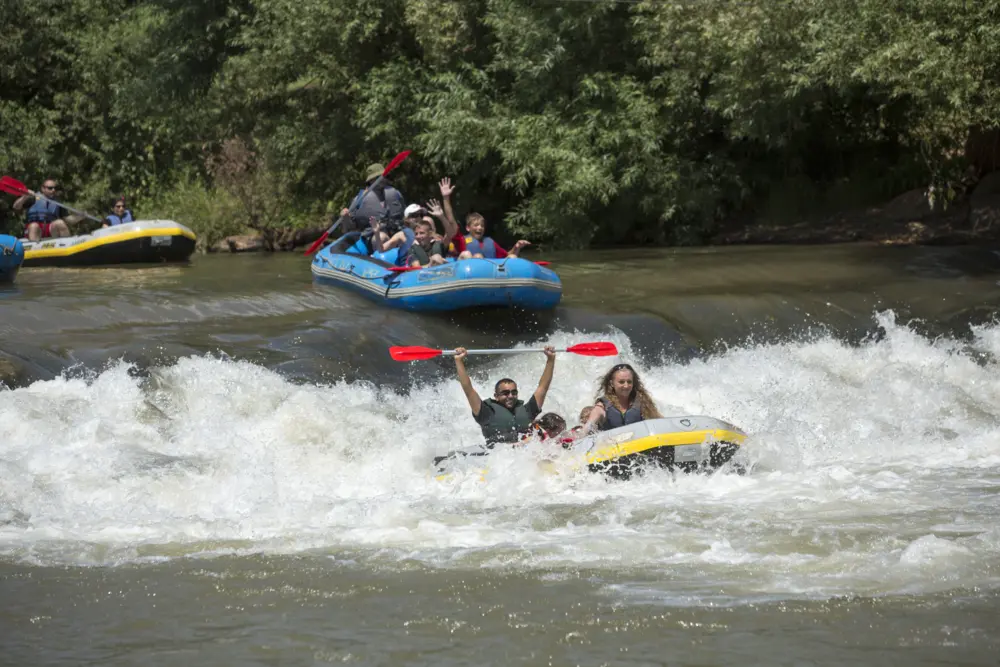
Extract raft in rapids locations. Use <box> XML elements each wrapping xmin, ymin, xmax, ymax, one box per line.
<box><xmin>434</xmin><ymin>415</ymin><xmax>748</xmax><ymax>480</ymax></box>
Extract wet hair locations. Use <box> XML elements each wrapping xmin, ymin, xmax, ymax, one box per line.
<box><xmin>414</xmin><ymin>219</ymin><xmax>434</xmax><ymax>233</ymax></box>
<box><xmin>534</xmin><ymin>412</ymin><xmax>567</xmax><ymax>438</ymax></box>
<box><xmin>578</xmin><ymin>406</ymin><xmax>593</xmax><ymax>424</ymax></box>
<box><xmin>597</xmin><ymin>363</ymin><xmax>663</xmax><ymax>419</ymax></box>
<box><xmin>494</xmin><ymin>378</ymin><xmax>517</xmax><ymax>394</ymax></box>
<box><xmin>466</xmin><ymin>212</ymin><xmax>486</xmax><ymax>229</ymax></box>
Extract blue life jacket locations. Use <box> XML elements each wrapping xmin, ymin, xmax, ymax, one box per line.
<box><xmin>372</xmin><ymin>227</ymin><xmax>415</xmax><ymax>266</ymax></box>
<box><xmin>397</xmin><ymin>227</ymin><xmax>415</xmax><ymax>264</ymax></box>
<box><xmin>105</xmin><ymin>210</ymin><xmax>134</xmax><ymax>226</ymax></box>
<box><xmin>26</xmin><ymin>198</ymin><xmax>61</xmax><ymax>223</ymax></box>
<box><xmin>464</xmin><ymin>235</ymin><xmax>497</xmax><ymax>258</ymax></box>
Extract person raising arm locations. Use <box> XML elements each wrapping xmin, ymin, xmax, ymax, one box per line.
<box><xmin>454</xmin><ymin>345</ymin><xmax>556</xmax><ymax>447</ymax></box>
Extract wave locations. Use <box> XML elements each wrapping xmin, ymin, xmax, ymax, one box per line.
<box><xmin>1</xmin><ymin>311</ymin><xmax>999</xmax><ymax>601</ymax></box>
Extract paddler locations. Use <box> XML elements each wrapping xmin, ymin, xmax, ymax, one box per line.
<box><xmin>11</xmin><ymin>179</ymin><xmax>71</xmax><ymax>241</ymax></box>
<box><xmin>345</xmin><ymin>163</ymin><xmax>406</xmax><ymax>230</ymax></box>
<box><xmin>454</xmin><ymin>345</ymin><xmax>556</xmax><ymax>447</ymax></box>
<box><xmin>331</xmin><ymin>163</ymin><xmax>407</xmax><ymax>255</ymax></box>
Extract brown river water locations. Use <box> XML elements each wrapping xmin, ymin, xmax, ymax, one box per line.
<box><xmin>2</xmin><ymin>244</ymin><xmax>1000</xmax><ymax>665</ymax></box>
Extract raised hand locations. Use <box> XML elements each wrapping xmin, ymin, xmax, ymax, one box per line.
<box><xmin>439</xmin><ymin>177</ymin><xmax>455</xmax><ymax>199</ymax></box>
<box><xmin>425</xmin><ymin>198</ymin><xmax>444</xmax><ymax>218</ymax></box>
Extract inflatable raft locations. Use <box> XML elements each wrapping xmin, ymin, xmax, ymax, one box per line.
<box><xmin>1</xmin><ymin>234</ymin><xmax>24</xmax><ymax>283</ymax></box>
<box><xmin>311</xmin><ymin>232</ymin><xmax>561</xmax><ymax>311</ymax></box>
<box><xmin>22</xmin><ymin>220</ymin><xmax>196</xmax><ymax>268</ymax></box>
<box><xmin>434</xmin><ymin>415</ymin><xmax>747</xmax><ymax>480</ymax></box>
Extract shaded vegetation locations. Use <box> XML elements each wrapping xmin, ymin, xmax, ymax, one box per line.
<box><xmin>2</xmin><ymin>0</ymin><xmax>998</xmax><ymax>248</ymax></box>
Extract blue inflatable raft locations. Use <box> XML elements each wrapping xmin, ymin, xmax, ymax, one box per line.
<box><xmin>311</xmin><ymin>232</ymin><xmax>562</xmax><ymax>311</ymax></box>
<box><xmin>0</xmin><ymin>234</ymin><xmax>24</xmax><ymax>284</ymax></box>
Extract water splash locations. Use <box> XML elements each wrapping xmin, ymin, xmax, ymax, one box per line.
<box><xmin>2</xmin><ymin>312</ymin><xmax>998</xmax><ymax>602</ymax></box>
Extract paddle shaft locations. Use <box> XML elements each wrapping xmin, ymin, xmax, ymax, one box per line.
<box><xmin>8</xmin><ymin>186</ymin><xmax>103</xmax><ymax>224</ymax></box>
<box><xmin>33</xmin><ymin>193</ymin><xmax>102</xmax><ymax>223</ymax></box>
<box><xmin>305</xmin><ymin>151</ymin><xmax>410</xmax><ymax>255</ymax></box>
<box><xmin>445</xmin><ymin>348</ymin><xmax>565</xmax><ymax>356</ymax></box>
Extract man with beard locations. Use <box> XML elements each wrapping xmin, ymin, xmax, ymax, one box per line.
<box><xmin>453</xmin><ymin>346</ymin><xmax>556</xmax><ymax>447</ymax></box>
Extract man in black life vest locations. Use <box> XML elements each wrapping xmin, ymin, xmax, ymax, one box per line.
<box><xmin>454</xmin><ymin>346</ymin><xmax>556</xmax><ymax>447</ymax></box>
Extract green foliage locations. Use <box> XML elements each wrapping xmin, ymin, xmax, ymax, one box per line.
<box><xmin>2</xmin><ymin>0</ymin><xmax>999</xmax><ymax>246</ymax></box>
<box><xmin>141</xmin><ymin>170</ymin><xmax>244</xmax><ymax>251</ymax></box>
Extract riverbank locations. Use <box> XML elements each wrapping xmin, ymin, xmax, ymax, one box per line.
<box><xmin>208</xmin><ymin>175</ymin><xmax>1000</xmax><ymax>253</ymax></box>
<box><xmin>713</xmin><ymin>175</ymin><xmax>1000</xmax><ymax>247</ymax></box>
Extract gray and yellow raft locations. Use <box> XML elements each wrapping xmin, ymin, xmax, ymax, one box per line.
<box><xmin>22</xmin><ymin>220</ymin><xmax>196</xmax><ymax>268</ymax></box>
<box><xmin>434</xmin><ymin>415</ymin><xmax>748</xmax><ymax>480</ymax></box>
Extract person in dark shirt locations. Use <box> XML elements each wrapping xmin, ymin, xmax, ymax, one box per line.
<box><xmin>453</xmin><ymin>345</ymin><xmax>556</xmax><ymax>447</ymax></box>
<box><xmin>406</xmin><ymin>217</ymin><xmax>446</xmax><ymax>268</ymax></box>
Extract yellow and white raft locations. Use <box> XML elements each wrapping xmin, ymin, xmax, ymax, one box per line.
<box><xmin>434</xmin><ymin>415</ymin><xmax>748</xmax><ymax>480</ymax></box>
<box><xmin>22</xmin><ymin>220</ymin><xmax>196</xmax><ymax>268</ymax></box>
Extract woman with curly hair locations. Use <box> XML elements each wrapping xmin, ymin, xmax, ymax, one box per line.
<box><xmin>584</xmin><ymin>363</ymin><xmax>663</xmax><ymax>432</ymax></box>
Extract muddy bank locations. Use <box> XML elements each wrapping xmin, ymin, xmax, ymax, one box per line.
<box><xmin>713</xmin><ymin>173</ymin><xmax>1000</xmax><ymax>247</ymax></box>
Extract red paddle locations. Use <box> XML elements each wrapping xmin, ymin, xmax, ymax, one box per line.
<box><xmin>390</xmin><ymin>342</ymin><xmax>618</xmax><ymax>362</ymax></box>
<box><xmin>0</xmin><ymin>175</ymin><xmax>102</xmax><ymax>222</ymax></box>
<box><xmin>304</xmin><ymin>151</ymin><xmax>412</xmax><ymax>256</ymax></box>
<box><xmin>0</xmin><ymin>175</ymin><xmax>30</xmax><ymax>196</ymax></box>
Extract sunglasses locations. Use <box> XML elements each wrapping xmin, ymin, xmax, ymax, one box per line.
<box><xmin>496</xmin><ymin>389</ymin><xmax>518</xmax><ymax>397</ymax></box>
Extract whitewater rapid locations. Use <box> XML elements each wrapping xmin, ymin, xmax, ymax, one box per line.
<box><xmin>2</xmin><ymin>312</ymin><xmax>998</xmax><ymax>604</ymax></box>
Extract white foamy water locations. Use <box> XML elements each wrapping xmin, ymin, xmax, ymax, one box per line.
<box><xmin>2</xmin><ymin>312</ymin><xmax>999</xmax><ymax>604</ymax></box>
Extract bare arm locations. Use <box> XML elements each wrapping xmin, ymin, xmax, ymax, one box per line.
<box><xmin>12</xmin><ymin>193</ymin><xmax>33</xmax><ymax>211</ymax></box>
<box><xmin>368</xmin><ymin>217</ymin><xmax>385</xmax><ymax>253</ymax></box>
<box><xmin>425</xmin><ymin>198</ymin><xmax>454</xmax><ymax>240</ymax></box>
<box><xmin>382</xmin><ymin>230</ymin><xmax>409</xmax><ymax>251</ymax></box>
<box><xmin>454</xmin><ymin>348</ymin><xmax>482</xmax><ymax>416</ymax></box>
<box><xmin>585</xmin><ymin>402</ymin><xmax>606</xmax><ymax>430</ymax></box>
<box><xmin>439</xmin><ymin>178</ymin><xmax>460</xmax><ymax>238</ymax></box>
<box><xmin>532</xmin><ymin>346</ymin><xmax>556</xmax><ymax>409</ymax></box>
<box><xmin>507</xmin><ymin>239</ymin><xmax>531</xmax><ymax>258</ymax></box>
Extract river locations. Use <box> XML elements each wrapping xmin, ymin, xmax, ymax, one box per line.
<box><xmin>2</xmin><ymin>244</ymin><xmax>1000</xmax><ymax>665</ymax></box>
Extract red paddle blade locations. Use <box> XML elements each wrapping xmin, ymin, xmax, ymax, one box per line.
<box><xmin>304</xmin><ymin>231</ymin><xmax>329</xmax><ymax>256</ymax></box>
<box><xmin>389</xmin><ymin>345</ymin><xmax>443</xmax><ymax>361</ymax></box>
<box><xmin>534</xmin><ymin>261</ymin><xmax>550</xmax><ymax>266</ymax></box>
<box><xmin>566</xmin><ymin>342</ymin><xmax>619</xmax><ymax>357</ymax></box>
<box><xmin>383</xmin><ymin>150</ymin><xmax>411</xmax><ymax>176</ymax></box>
<box><xmin>0</xmin><ymin>175</ymin><xmax>29</xmax><ymax>196</ymax></box>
